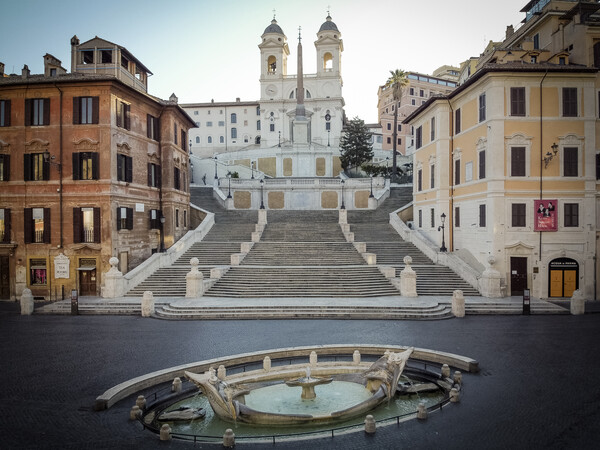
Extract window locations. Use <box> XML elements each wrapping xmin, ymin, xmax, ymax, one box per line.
<box><xmin>219</xmin><ymin>136</ymin><xmax>224</xmax><ymax>143</ymax></box>
<box><xmin>479</xmin><ymin>204</ymin><xmax>486</xmax><ymax>227</ymax></box>
<box><xmin>479</xmin><ymin>150</ymin><xmax>486</xmax><ymax>179</ymax></box>
<box><xmin>430</xmin><ymin>117</ymin><xmax>435</xmax><ymax>141</ymax></box>
<box><xmin>454</xmin><ymin>207</ymin><xmax>460</xmax><ymax>228</ymax></box>
<box><xmin>0</xmin><ymin>100</ymin><xmax>11</xmax><ymax>127</ymax></box>
<box><xmin>147</xmin><ymin>114</ymin><xmax>159</xmax><ymax>140</ymax></box>
<box><xmin>533</xmin><ymin>33</ymin><xmax>539</xmax><ymax>50</ymax></box>
<box><xmin>181</xmin><ymin>130</ymin><xmax>186</xmax><ymax>150</ymax></box>
<box><xmin>0</xmin><ymin>209</ymin><xmax>10</xmax><ymax>243</ymax></box>
<box><xmin>24</xmin><ymin>207</ymin><xmax>50</xmax><ymax>243</ymax></box>
<box><xmin>410</xmin><ymin>87</ymin><xmax>414</xmax><ymax>96</ymax></box>
<box><xmin>207</xmin><ymin>136</ymin><xmax>213</xmax><ymax>144</ymax></box>
<box><xmin>0</xmin><ymin>154</ymin><xmax>10</xmax><ymax>181</ymax></box>
<box><xmin>195</xmin><ymin>136</ymin><xmax>200</xmax><ymax>144</ymax></box>
<box><xmin>415</xmin><ymin>126</ymin><xmax>422</xmax><ymax>149</ymax></box>
<box><xmin>81</xmin><ymin>49</ymin><xmax>94</xmax><ymax>64</ymax></box>
<box><xmin>218</xmin><ymin>121</ymin><xmax>225</xmax><ymax>127</ymax></box>
<box><xmin>411</xmin><ymin>99</ymin><xmax>416</xmax><ymax>106</ymax></box>
<box><xmin>479</xmin><ymin>93</ymin><xmax>486</xmax><ymax>122</ymax></box>
<box><xmin>454</xmin><ymin>159</ymin><xmax>460</xmax><ymax>185</ymax></box>
<box><xmin>174</xmin><ymin>167</ymin><xmax>181</xmax><ymax>190</ymax></box>
<box><xmin>511</xmin><ymin>147</ymin><xmax>526</xmax><ymax>176</ymax></box>
<box><xmin>206</xmin><ymin>121</ymin><xmax>213</xmax><ymax>127</ymax></box>
<box><xmin>116</xmin><ymin>100</ymin><xmax>130</xmax><ymax>130</ymax></box>
<box><xmin>117</xmin><ymin>207</ymin><xmax>133</xmax><ymax>230</ymax></box>
<box><xmin>174</xmin><ymin>123</ymin><xmax>178</xmax><ymax>145</ymax></box>
<box><xmin>387</xmin><ymin>123</ymin><xmax>391</xmax><ymax>131</ymax></box>
<box><xmin>419</xmin><ymin>89</ymin><xmax>424</xmax><ymax>97</ymax></box>
<box><xmin>387</xmin><ymin>137</ymin><xmax>391</xmax><ymax>144</ymax></box>
<box><xmin>184</xmin><ymin>210</ymin><xmax>187</xmax><ymax>228</ymax></box>
<box><xmin>73</xmin><ymin>207</ymin><xmax>100</xmax><ymax>243</ymax></box>
<box><xmin>398</xmin><ymin>124</ymin><xmax>401</xmax><ymax>132</ymax></box>
<box><xmin>73</xmin><ymin>97</ymin><xmax>99</xmax><ymax>124</ymax></box>
<box><xmin>430</xmin><ymin>164</ymin><xmax>435</xmax><ymax>189</ymax></box>
<box><xmin>100</xmin><ymin>49</ymin><xmax>112</xmax><ymax>63</ymax></box>
<box><xmin>455</xmin><ymin>108</ymin><xmax>461</xmax><ymax>134</ymax></box>
<box><xmin>398</xmin><ymin>138</ymin><xmax>401</xmax><ymax>145</ymax></box>
<box><xmin>417</xmin><ymin>169</ymin><xmax>422</xmax><ymax>191</ymax></box>
<box><xmin>257</xmin><ymin>120</ymin><xmax>261</xmax><ymax>130</ymax></box>
<box><xmin>149</xmin><ymin>209</ymin><xmax>161</xmax><ymax>230</ymax></box>
<box><xmin>231</xmin><ymin>113</ymin><xmax>237</xmax><ymax>123</ymax></box>
<box><xmin>269</xmin><ymin>123</ymin><xmax>275</xmax><ymax>132</ymax></box>
<box><xmin>562</xmin><ymin>88</ymin><xmax>577</xmax><ymax>117</ymax></box>
<box><xmin>326</xmin><ymin>122</ymin><xmax>331</xmax><ymax>131</ymax></box>
<box><xmin>25</xmin><ymin>98</ymin><xmax>50</xmax><ymax>126</ymax></box>
<box><xmin>465</xmin><ymin>162</ymin><xmax>473</xmax><ymax>182</ymax></box>
<box><xmin>121</xmin><ymin>54</ymin><xmax>129</xmax><ymax>70</ymax></box>
<box><xmin>563</xmin><ymin>147</ymin><xmax>578</xmax><ymax>177</ymax></box>
<box><xmin>511</xmin><ymin>204</ymin><xmax>526</xmax><ymax>227</ymax></box>
<box><xmin>596</xmin><ymin>154</ymin><xmax>600</xmax><ymax>180</ymax></box>
<box><xmin>418</xmin><ymin>210</ymin><xmax>422</xmax><ymax>228</ymax></box>
<box><xmin>117</xmin><ymin>154</ymin><xmax>132</xmax><ymax>182</ymax></box>
<box><xmin>564</xmin><ymin>203</ymin><xmax>579</xmax><ymax>227</ymax></box>
<box><xmin>29</xmin><ymin>259</ymin><xmax>47</xmax><ymax>285</ymax></box>
<box><xmin>430</xmin><ymin>209</ymin><xmax>435</xmax><ymax>228</ymax></box>
<box><xmin>147</xmin><ymin>163</ymin><xmax>161</xmax><ymax>188</ymax></box>
<box><xmin>24</xmin><ymin>153</ymin><xmax>49</xmax><ymax>181</ymax></box>
<box><xmin>231</xmin><ymin>128</ymin><xmax>237</xmax><ymax>139</ymax></box>
<box><xmin>72</xmin><ymin>152</ymin><xmax>99</xmax><ymax>180</ymax></box>
<box><xmin>256</xmin><ymin>106</ymin><xmax>260</xmax><ymax>115</ymax></box>
<box><xmin>193</xmin><ymin>110</ymin><xmax>198</xmax><ymax>116</ymax></box>
<box><xmin>175</xmin><ymin>209</ymin><xmax>179</xmax><ymax>228</ymax></box>
<box><xmin>510</xmin><ymin>87</ymin><xmax>526</xmax><ymax>116</ymax></box>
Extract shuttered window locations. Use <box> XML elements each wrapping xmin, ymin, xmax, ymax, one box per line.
<box><xmin>0</xmin><ymin>100</ymin><xmax>10</xmax><ymax>127</ymax></box>
<box><xmin>510</xmin><ymin>87</ymin><xmax>526</xmax><ymax>116</ymax></box>
<box><xmin>116</xmin><ymin>207</ymin><xmax>133</xmax><ymax>230</ymax></box>
<box><xmin>73</xmin><ymin>207</ymin><xmax>100</xmax><ymax>243</ymax></box>
<box><xmin>24</xmin><ymin>207</ymin><xmax>50</xmax><ymax>243</ymax></box>
<box><xmin>116</xmin><ymin>100</ymin><xmax>130</xmax><ymax>129</ymax></box>
<box><xmin>0</xmin><ymin>209</ymin><xmax>10</xmax><ymax>243</ymax></box>
<box><xmin>511</xmin><ymin>147</ymin><xmax>526</xmax><ymax>176</ymax></box>
<box><xmin>479</xmin><ymin>204</ymin><xmax>486</xmax><ymax>227</ymax></box>
<box><xmin>73</xmin><ymin>96</ymin><xmax>99</xmax><ymax>124</ymax></box>
<box><xmin>0</xmin><ymin>154</ymin><xmax>9</xmax><ymax>181</ymax></box>
<box><xmin>24</xmin><ymin>153</ymin><xmax>49</xmax><ymax>181</ymax></box>
<box><xmin>562</xmin><ymin>88</ymin><xmax>577</xmax><ymax>117</ymax></box>
<box><xmin>117</xmin><ymin>154</ymin><xmax>132</xmax><ymax>182</ymax></box>
<box><xmin>563</xmin><ymin>147</ymin><xmax>578</xmax><ymax>177</ymax></box>
<box><xmin>511</xmin><ymin>204</ymin><xmax>526</xmax><ymax>227</ymax></box>
<box><xmin>25</xmin><ymin>98</ymin><xmax>50</xmax><ymax>126</ymax></box>
<box><xmin>72</xmin><ymin>152</ymin><xmax>99</xmax><ymax>180</ymax></box>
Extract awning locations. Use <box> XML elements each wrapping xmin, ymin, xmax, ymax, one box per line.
<box><xmin>77</xmin><ymin>266</ymin><xmax>96</xmax><ymax>271</ymax></box>
<box><xmin>30</xmin><ymin>265</ymin><xmax>47</xmax><ymax>270</ymax></box>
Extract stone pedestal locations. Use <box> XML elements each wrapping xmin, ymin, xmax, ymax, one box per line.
<box><xmin>344</xmin><ymin>232</ymin><xmax>354</xmax><ymax>243</ymax></box>
<box><xmin>417</xmin><ymin>402</ymin><xmax>427</xmax><ymax>420</ymax></box>
<box><xmin>354</xmin><ymin>242</ymin><xmax>366</xmax><ymax>253</ymax></box>
<box><xmin>353</xmin><ymin>350</ymin><xmax>361</xmax><ymax>364</ymax></box>
<box><xmin>479</xmin><ymin>256</ymin><xmax>503</xmax><ymax>298</ymax></box>
<box><xmin>241</xmin><ymin>242</ymin><xmax>254</xmax><ymax>253</ymax></box>
<box><xmin>231</xmin><ymin>253</ymin><xmax>246</xmax><ymax>265</ymax></box>
<box><xmin>251</xmin><ymin>231</ymin><xmax>262</xmax><ymax>242</ymax></box>
<box><xmin>210</xmin><ymin>267</ymin><xmax>228</xmax><ymax>279</ymax></box>
<box><xmin>339</xmin><ymin>209</ymin><xmax>347</xmax><ymax>224</ymax></box>
<box><xmin>217</xmin><ymin>365</ymin><xmax>227</xmax><ymax>380</ymax></box>
<box><xmin>452</xmin><ymin>290</ymin><xmax>465</xmax><ymax>317</ymax></box>
<box><xmin>225</xmin><ymin>197</ymin><xmax>233</xmax><ymax>210</ymax></box>
<box><xmin>255</xmin><ymin>223</ymin><xmax>265</xmax><ymax>233</ymax></box>
<box><xmin>129</xmin><ymin>405</ymin><xmax>141</xmax><ymax>420</ymax></box>
<box><xmin>363</xmin><ymin>253</ymin><xmax>377</xmax><ymax>265</ymax></box>
<box><xmin>340</xmin><ymin>223</ymin><xmax>351</xmax><ymax>233</ymax></box>
<box><xmin>379</xmin><ymin>266</ymin><xmax>395</xmax><ymax>278</ymax></box>
<box><xmin>263</xmin><ymin>356</ymin><xmax>271</xmax><ymax>372</ymax></box>
<box><xmin>186</xmin><ymin>258</ymin><xmax>204</xmax><ymax>298</ymax></box>
<box><xmin>20</xmin><ymin>288</ymin><xmax>34</xmax><ymax>315</ymax></box>
<box><xmin>102</xmin><ymin>257</ymin><xmax>125</xmax><ymax>298</ymax></box>
<box><xmin>141</xmin><ymin>291</ymin><xmax>154</xmax><ymax>317</ymax></box>
<box><xmin>570</xmin><ymin>289</ymin><xmax>585</xmax><ymax>315</ymax></box>
<box><xmin>368</xmin><ymin>196</ymin><xmax>377</xmax><ymax>210</ymax></box>
<box><xmin>400</xmin><ymin>256</ymin><xmax>417</xmax><ymax>297</ymax></box>
<box><xmin>310</xmin><ymin>351</ymin><xmax>318</xmax><ymax>367</ymax></box>
<box><xmin>258</xmin><ymin>208</ymin><xmax>267</xmax><ymax>225</ymax></box>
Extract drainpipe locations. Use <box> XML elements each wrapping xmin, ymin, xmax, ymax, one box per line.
<box><xmin>539</xmin><ymin>70</ymin><xmax>548</xmax><ymax>261</ymax></box>
<box><xmin>447</xmin><ymin>99</ymin><xmax>454</xmax><ymax>252</ymax></box>
<box><xmin>54</xmin><ymin>83</ymin><xmax>64</xmax><ymax>249</ymax></box>
<box><xmin>158</xmin><ymin>105</ymin><xmax>166</xmax><ymax>252</ymax></box>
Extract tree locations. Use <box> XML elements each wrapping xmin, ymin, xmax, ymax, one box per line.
<box><xmin>385</xmin><ymin>69</ymin><xmax>409</xmax><ymax>180</ymax></box>
<box><xmin>339</xmin><ymin>117</ymin><xmax>373</xmax><ymax>173</ymax></box>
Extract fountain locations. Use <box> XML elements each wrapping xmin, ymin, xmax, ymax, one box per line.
<box><xmin>184</xmin><ymin>348</ymin><xmax>415</xmax><ymax>425</ymax></box>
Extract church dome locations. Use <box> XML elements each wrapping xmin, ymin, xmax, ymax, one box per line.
<box><xmin>318</xmin><ymin>15</ymin><xmax>339</xmax><ymax>32</ymax></box>
<box><xmin>264</xmin><ymin>18</ymin><xmax>284</xmax><ymax>35</ymax></box>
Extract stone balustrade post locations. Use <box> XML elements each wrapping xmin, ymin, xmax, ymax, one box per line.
<box><xmin>441</xmin><ymin>364</ymin><xmax>450</xmax><ymax>378</ymax></box>
<box><xmin>379</xmin><ymin>266</ymin><xmax>395</xmax><ymax>278</ymax></box>
<box><xmin>309</xmin><ymin>351</ymin><xmax>318</xmax><ymax>367</ymax></box>
<box><xmin>363</xmin><ymin>253</ymin><xmax>377</xmax><ymax>265</ymax></box>
<box><xmin>129</xmin><ymin>405</ymin><xmax>141</xmax><ymax>420</ymax></box>
<box><xmin>479</xmin><ymin>256</ymin><xmax>503</xmax><ymax>297</ymax></box>
<box><xmin>231</xmin><ymin>253</ymin><xmax>246</xmax><ymax>265</ymax></box>
<box><xmin>354</xmin><ymin>242</ymin><xmax>366</xmax><ymax>253</ymax></box>
<box><xmin>570</xmin><ymin>289</ymin><xmax>585</xmax><ymax>315</ymax></box>
<box><xmin>186</xmin><ymin>258</ymin><xmax>204</xmax><ymax>298</ymax></box>
<box><xmin>217</xmin><ymin>365</ymin><xmax>227</xmax><ymax>380</ymax></box>
<box><xmin>263</xmin><ymin>356</ymin><xmax>271</xmax><ymax>372</ymax></box>
<box><xmin>340</xmin><ymin>223</ymin><xmax>351</xmax><ymax>233</ymax></box>
<box><xmin>452</xmin><ymin>290</ymin><xmax>465</xmax><ymax>317</ymax></box>
<box><xmin>353</xmin><ymin>350</ymin><xmax>361</xmax><ymax>364</ymax></box>
<box><xmin>339</xmin><ymin>208</ymin><xmax>347</xmax><ymax>224</ymax></box>
<box><xmin>172</xmin><ymin>377</ymin><xmax>182</xmax><ymax>393</ymax></box>
<box><xmin>344</xmin><ymin>232</ymin><xmax>354</xmax><ymax>243</ymax></box>
<box><xmin>258</xmin><ymin>208</ymin><xmax>267</xmax><ymax>225</ymax></box>
<box><xmin>210</xmin><ymin>266</ymin><xmax>228</xmax><ymax>279</ymax></box>
<box><xmin>141</xmin><ymin>291</ymin><xmax>154</xmax><ymax>317</ymax></box>
<box><xmin>417</xmin><ymin>402</ymin><xmax>427</xmax><ymax>420</ymax></box>
<box><xmin>20</xmin><ymin>288</ymin><xmax>34</xmax><ymax>315</ymax></box>
<box><xmin>136</xmin><ymin>395</ymin><xmax>146</xmax><ymax>410</ymax></box>
<box><xmin>400</xmin><ymin>256</ymin><xmax>417</xmax><ymax>297</ymax></box>
<box><xmin>251</xmin><ymin>231</ymin><xmax>262</xmax><ymax>242</ymax></box>
<box><xmin>241</xmin><ymin>242</ymin><xmax>254</xmax><ymax>253</ymax></box>
<box><xmin>102</xmin><ymin>257</ymin><xmax>125</xmax><ymax>298</ymax></box>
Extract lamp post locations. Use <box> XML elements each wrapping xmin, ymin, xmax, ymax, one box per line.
<box><xmin>325</xmin><ymin>113</ymin><xmax>331</xmax><ymax>146</ymax></box>
<box><xmin>438</xmin><ymin>212</ymin><xmax>447</xmax><ymax>252</ymax></box>
<box><xmin>340</xmin><ymin>179</ymin><xmax>345</xmax><ymax>210</ymax></box>
<box><xmin>369</xmin><ymin>176</ymin><xmax>374</xmax><ymax>198</ymax></box>
<box><xmin>259</xmin><ymin>179</ymin><xmax>265</xmax><ymax>209</ymax></box>
<box><xmin>214</xmin><ymin>155</ymin><xmax>218</xmax><ymax>179</ymax></box>
<box><xmin>251</xmin><ymin>161</ymin><xmax>255</xmax><ymax>179</ymax></box>
<box><xmin>43</xmin><ymin>150</ymin><xmax>61</xmax><ymax>173</ymax></box>
<box><xmin>160</xmin><ymin>213</ymin><xmax>166</xmax><ymax>252</ymax></box>
<box><xmin>543</xmin><ymin>142</ymin><xmax>559</xmax><ymax>168</ymax></box>
<box><xmin>226</xmin><ymin>171</ymin><xmax>232</xmax><ymax>199</ymax></box>
<box><xmin>190</xmin><ymin>162</ymin><xmax>194</xmax><ymax>184</ymax></box>
<box><xmin>278</xmin><ymin>131</ymin><xmax>281</xmax><ymax>147</ymax></box>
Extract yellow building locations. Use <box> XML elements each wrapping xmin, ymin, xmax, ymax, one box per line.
<box><xmin>405</xmin><ymin>0</ymin><xmax>600</xmax><ymax>300</ymax></box>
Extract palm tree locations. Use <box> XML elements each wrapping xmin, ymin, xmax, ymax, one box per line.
<box><xmin>385</xmin><ymin>69</ymin><xmax>409</xmax><ymax>180</ymax></box>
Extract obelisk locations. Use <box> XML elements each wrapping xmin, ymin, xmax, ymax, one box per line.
<box><xmin>292</xmin><ymin>26</ymin><xmax>310</xmax><ymax>145</ymax></box>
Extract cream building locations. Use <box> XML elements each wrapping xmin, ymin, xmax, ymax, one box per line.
<box><xmin>405</xmin><ymin>0</ymin><xmax>600</xmax><ymax>300</ymax></box>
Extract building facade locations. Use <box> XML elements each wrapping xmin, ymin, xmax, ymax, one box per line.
<box><xmin>406</xmin><ymin>0</ymin><xmax>600</xmax><ymax>300</ymax></box>
<box><xmin>0</xmin><ymin>36</ymin><xmax>195</xmax><ymax>301</ymax></box>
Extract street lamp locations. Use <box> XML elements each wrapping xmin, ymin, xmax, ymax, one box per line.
<box><xmin>43</xmin><ymin>150</ymin><xmax>61</xmax><ymax>173</ymax></box>
<box><xmin>259</xmin><ymin>179</ymin><xmax>265</xmax><ymax>209</ymax></box>
<box><xmin>190</xmin><ymin>162</ymin><xmax>194</xmax><ymax>184</ymax></box>
<box><xmin>251</xmin><ymin>161</ymin><xmax>255</xmax><ymax>179</ymax></box>
<box><xmin>160</xmin><ymin>213</ymin><xmax>166</xmax><ymax>252</ymax></box>
<box><xmin>369</xmin><ymin>176</ymin><xmax>374</xmax><ymax>198</ymax></box>
<box><xmin>278</xmin><ymin>131</ymin><xmax>281</xmax><ymax>147</ymax></box>
<box><xmin>226</xmin><ymin>171</ymin><xmax>232</xmax><ymax>199</ymax></box>
<box><xmin>214</xmin><ymin>155</ymin><xmax>218</xmax><ymax>179</ymax></box>
<box><xmin>325</xmin><ymin>112</ymin><xmax>331</xmax><ymax>147</ymax></box>
<box><xmin>327</xmin><ymin>129</ymin><xmax>330</xmax><ymax>147</ymax></box>
<box><xmin>340</xmin><ymin>179</ymin><xmax>345</xmax><ymax>210</ymax></box>
<box><xmin>438</xmin><ymin>212</ymin><xmax>447</xmax><ymax>252</ymax></box>
<box><xmin>543</xmin><ymin>142</ymin><xmax>559</xmax><ymax>168</ymax></box>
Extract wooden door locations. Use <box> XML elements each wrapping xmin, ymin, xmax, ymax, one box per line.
<box><xmin>510</xmin><ymin>257</ymin><xmax>528</xmax><ymax>296</ymax></box>
<box><xmin>79</xmin><ymin>269</ymin><xmax>96</xmax><ymax>296</ymax></box>
<box><xmin>564</xmin><ymin>270</ymin><xmax>577</xmax><ymax>298</ymax></box>
<box><xmin>550</xmin><ymin>270</ymin><xmax>563</xmax><ymax>297</ymax></box>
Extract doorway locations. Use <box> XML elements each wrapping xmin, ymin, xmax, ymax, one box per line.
<box><xmin>0</xmin><ymin>256</ymin><xmax>9</xmax><ymax>299</ymax></box>
<box><xmin>549</xmin><ymin>258</ymin><xmax>578</xmax><ymax>297</ymax></box>
<box><xmin>510</xmin><ymin>257</ymin><xmax>528</xmax><ymax>296</ymax></box>
<box><xmin>78</xmin><ymin>258</ymin><xmax>97</xmax><ymax>296</ymax></box>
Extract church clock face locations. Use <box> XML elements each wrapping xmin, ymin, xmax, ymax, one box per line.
<box><xmin>266</xmin><ymin>84</ymin><xmax>278</xmax><ymax>97</ymax></box>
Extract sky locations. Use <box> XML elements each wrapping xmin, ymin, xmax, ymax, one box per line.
<box><xmin>1</xmin><ymin>0</ymin><xmax>527</xmax><ymax>123</ymax></box>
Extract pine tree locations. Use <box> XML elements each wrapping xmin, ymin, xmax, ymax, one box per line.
<box><xmin>339</xmin><ymin>117</ymin><xmax>373</xmax><ymax>173</ymax></box>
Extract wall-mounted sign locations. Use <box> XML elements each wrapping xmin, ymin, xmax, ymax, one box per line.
<box><xmin>534</xmin><ymin>199</ymin><xmax>557</xmax><ymax>232</ymax></box>
<box><xmin>136</xmin><ymin>203</ymin><xmax>145</xmax><ymax>212</ymax></box>
<box><xmin>54</xmin><ymin>253</ymin><xmax>70</xmax><ymax>279</ymax></box>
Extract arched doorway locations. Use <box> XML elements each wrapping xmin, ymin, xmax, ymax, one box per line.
<box><xmin>548</xmin><ymin>258</ymin><xmax>578</xmax><ymax>297</ymax></box>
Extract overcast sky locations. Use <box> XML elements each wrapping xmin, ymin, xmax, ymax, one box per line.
<box><xmin>1</xmin><ymin>0</ymin><xmax>527</xmax><ymax>123</ymax></box>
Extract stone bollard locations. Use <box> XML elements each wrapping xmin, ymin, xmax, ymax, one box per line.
<box><xmin>417</xmin><ymin>402</ymin><xmax>427</xmax><ymax>420</ymax></box>
<box><xmin>452</xmin><ymin>290</ymin><xmax>465</xmax><ymax>317</ymax></box>
<box><xmin>258</xmin><ymin>208</ymin><xmax>267</xmax><ymax>226</ymax></box>
<box><xmin>453</xmin><ymin>371</ymin><xmax>462</xmax><ymax>384</ymax></box>
<box><xmin>570</xmin><ymin>289</ymin><xmax>585</xmax><ymax>315</ymax></box>
<box><xmin>223</xmin><ymin>428</ymin><xmax>235</xmax><ymax>448</ymax></box>
<box><xmin>339</xmin><ymin>208</ymin><xmax>347</xmax><ymax>224</ymax></box>
<box><xmin>129</xmin><ymin>405</ymin><xmax>141</xmax><ymax>420</ymax></box>
<box><xmin>263</xmin><ymin>356</ymin><xmax>271</xmax><ymax>372</ymax></box>
<box><xmin>450</xmin><ymin>387</ymin><xmax>460</xmax><ymax>403</ymax></box>
<box><xmin>310</xmin><ymin>351</ymin><xmax>318</xmax><ymax>367</ymax></box>
<box><xmin>441</xmin><ymin>364</ymin><xmax>450</xmax><ymax>378</ymax></box>
<box><xmin>160</xmin><ymin>423</ymin><xmax>172</xmax><ymax>441</ymax></box>
<box><xmin>353</xmin><ymin>350</ymin><xmax>361</xmax><ymax>364</ymax></box>
<box><xmin>20</xmin><ymin>288</ymin><xmax>34</xmax><ymax>315</ymax></box>
<box><xmin>141</xmin><ymin>291</ymin><xmax>155</xmax><ymax>317</ymax></box>
<box><xmin>217</xmin><ymin>365</ymin><xmax>227</xmax><ymax>380</ymax></box>
<box><xmin>400</xmin><ymin>256</ymin><xmax>418</xmax><ymax>297</ymax></box>
<box><xmin>136</xmin><ymin>395</ymin><xmax>146</xmax><ymax>410</ymax></box>
<box><xmin>172</xmin><ymin>377</ymin><xmax>182</xmax><ymax>393</ymax></box>
<box><xmin>186</xmin><ymin>258</ymin><xmax>204</xmax><ymax>298</ymax></box>
<box><xmin>364</xmin><ymin>415</ymin><xmax>376</xmax><ymax>434</ymax></box>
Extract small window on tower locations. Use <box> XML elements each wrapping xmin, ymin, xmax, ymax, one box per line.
<box><xmin>267</xmin><ymin>55</ymin><xmax>277</xmax><ymax>74</ymax></box>
<box><xmin>323</xmin><ymin>52</ymin><xmax>333</xmax><ymax>71</ymax></box>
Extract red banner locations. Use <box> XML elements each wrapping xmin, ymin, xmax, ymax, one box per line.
<box><xmin>534</xmin><ymin>199</ymin><xmax>557</xmax><ymax>231</ymax></box>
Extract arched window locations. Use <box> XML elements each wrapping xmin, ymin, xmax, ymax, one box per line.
<box><xmin>267</xmin><ymin>55</ymin><xmax>277</xmax><ymax>73</ymax></box>
<box><xmin>231</xmin><ymin>113</ymin><xmax>237</xmax><ymax>124</ymax></box>
<box><xmin>289</xmin><ymin>89</ymin><xmax>312</xmax><ymax>99</ymax></box>
<box><xmin>255</xmin><ymin>136</ymin><xmax>261</xmax><ymax>144</ymax></box>
<box><xmin>231</xmin><ymin>128</ymin><xmax>237</xmax><ymax>139</ymax></box>
<box><xmin>195</xmin><ymin>136</ymin><xmax>200</xmax><ymax>144</ymax></box>
<box><xmin>244</xmin><ymin>135</ymin><xmax>249</xmax><ymax>143</ymax></box>
<box><xmin>219</xmin><ymin>136</ymin><xmax>224</xmax><ymax>143</ymax></box>
<box><xmin>207</xmin><ymin>136</ymin><xmax>212</xmax><ymax>144</ymax></box>
<box><xmin>323</xmin><ymin>52</ymin><xmax>333</xmax><ymax>71</ymax></box>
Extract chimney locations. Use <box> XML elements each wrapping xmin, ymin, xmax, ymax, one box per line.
<box><xmin>22</xmin><ymin>64</ymin><xmax>30</xmax><ymax>79</ymax></box>
<box><xmin>169</xmin><ymin>93</ymin><xmax>178</xmax><ymax>103</ymax></box>
<box><xmin>506</xmin><ymin>25</ymin><xmax>514</xmax><ymax>40</ymax></box>
<box><xmin>236</xmin><ymin>97</ymin><xmax>240</xmax><ymax>102</ymax></box>
<box><xmin>0</xmin><ymin>62</ymin><xmax>4</xmax><ymax>77</ymax></box>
